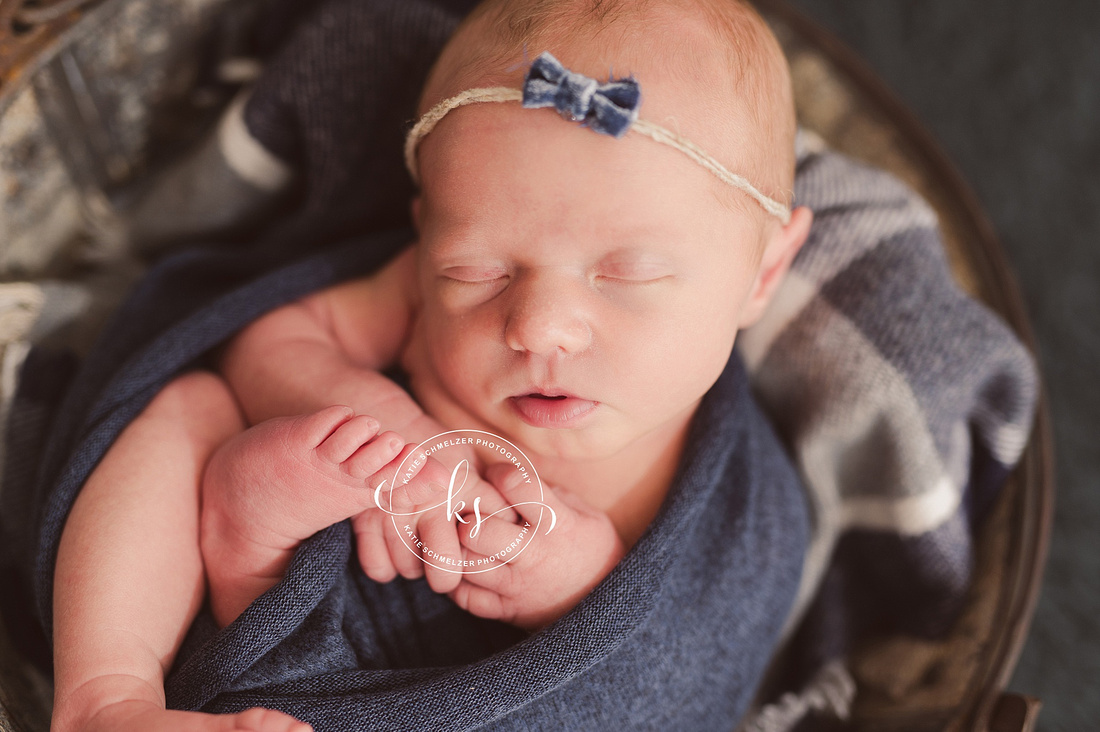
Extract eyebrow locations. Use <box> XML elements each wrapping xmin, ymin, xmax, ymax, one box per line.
<box><xmin>422</xmin><ymin>195</ymin><xmax>693</xmax><ymax>257</ymax></box>
<box><xmin>422</xmin><ymin>236</ymin><xmax>494</xmax><ymax>262</ymax></box>
<box><xmin>597</xmin><ymin>245</ymin><xmax>677</xmax><ymax>264</ymax></box>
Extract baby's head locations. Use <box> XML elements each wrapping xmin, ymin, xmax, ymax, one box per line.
<box><xmin>404</xmin><ymin>0</ymin><xmax>812</xmax><ymax>463</ymax></box>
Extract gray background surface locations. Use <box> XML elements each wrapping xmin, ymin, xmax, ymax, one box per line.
<box><xmin>784</xmin><ymin>1</ymin><xmax>1099</xmax><ymax>729</ymax></box>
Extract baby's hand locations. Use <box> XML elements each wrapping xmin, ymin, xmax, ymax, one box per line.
<box><xmin>447</xmin><ymin>463</ymin><xmax>626</xmax><ymax>632</ymax></box>
<box><xmin>351</xmin><ymin>444</ymin><xmax>517</xmax><ymax>594</ymax></box>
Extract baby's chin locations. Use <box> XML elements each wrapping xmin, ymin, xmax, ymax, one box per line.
<box><xmin>502</xmin><ymin>418</ymin><xmax>635</xmax><ymax>466</ymax></box>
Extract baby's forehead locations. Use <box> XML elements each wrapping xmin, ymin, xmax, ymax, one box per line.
<box><xmin>424</xmin><ymin>0</ymin><xmax>795</xmax><ymax>198</ymax></box>
<box><xmin>417</xmin><ymin>116</ymin><xmax>767</xmax><ymax>271</ymax></box>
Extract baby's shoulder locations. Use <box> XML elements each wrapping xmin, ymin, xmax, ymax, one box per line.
<box><xmin>317</xmin><ymin>243</ymin><xmax>419</xmax><ymax>312</ymax></box>
<box><xmin>305</xmin><ymin>242</ymin><xmax>420</xmax><ymax>368</ymax></box>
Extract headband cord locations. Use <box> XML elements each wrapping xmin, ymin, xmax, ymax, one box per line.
<box><xmin>404</xmin><ymin>52</ymin><xmax>792</xmax><ymax>225</ymax></box>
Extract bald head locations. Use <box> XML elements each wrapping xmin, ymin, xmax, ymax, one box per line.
<box><xmin>418</xmin><ymin>0</ymin><xmax>797</xmax><ymax>205</ymax></box>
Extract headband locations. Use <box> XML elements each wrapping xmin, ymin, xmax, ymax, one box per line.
<box><xmin>404</xmin><ymin>52</ymin><xmax>792</xmax><ymax>224</ymax></box>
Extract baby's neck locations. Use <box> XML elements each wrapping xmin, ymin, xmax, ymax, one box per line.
<box><xmin>531</xmin><ymin>405</ymin><xmax>697</xmax><ymax>550</ymax></box>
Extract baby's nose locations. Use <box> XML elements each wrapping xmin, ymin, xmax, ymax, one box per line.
<box><xmin>503</xmin><ymin>274</ymin><xmax>593</xmax><ymax>356</ymax></box>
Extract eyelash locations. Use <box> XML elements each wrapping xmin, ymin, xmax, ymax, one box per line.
<box><xmin>598</xmin><ymin>276</ymin><xmax>667</xmax><ymax>285</ymax></box>
<box><xmin>441</xmin><ymin>277</ymin><xmax>503</xmax><ymax>288</ymax></box>
<box><xmin>442</xmin><ymin>274</ymin><xmax>666</xmax><ymax>285</ymax></box>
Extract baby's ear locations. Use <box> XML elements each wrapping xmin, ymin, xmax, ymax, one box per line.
<box><xmin>738</xmin><ymin>205</ymin><xmax>813</xmax><ymax>328</ymax></box>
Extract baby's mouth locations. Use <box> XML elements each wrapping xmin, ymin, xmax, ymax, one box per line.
<box><xmin>509</xmin><ymin>391</ymin><xmax>598</xmax><ymax>428</ymax></box>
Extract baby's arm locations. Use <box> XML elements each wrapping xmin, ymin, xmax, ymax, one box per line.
<box><xmin>219</xmin><ymin>244</ymin><xmax>468</xmax><ymax>492</ymax></box>
<box><xmin>219</xmin><ymin>244</ymin><xmax>423</xmax><ymax>428</ymax></box>
<box><xmin>216</xmin><ymin>244</ymin><xmax>514</xmax><ymax>590</ymax></box>
<box><xmin>52</xmin><ymin>373</ymin><xmax>313</xmax><ymax>732</ymax></box>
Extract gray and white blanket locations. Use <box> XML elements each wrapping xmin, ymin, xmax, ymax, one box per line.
<box><xmin>738</xmin><ymin>129</ymin><xmax>1037</xmax><ymax>728</ymax></box>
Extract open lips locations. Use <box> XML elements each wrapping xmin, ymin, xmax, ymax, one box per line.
<box><xmin>509</xmin><ymin>391</ymin><xmax>599</xmax><ymax>427</ymax></box>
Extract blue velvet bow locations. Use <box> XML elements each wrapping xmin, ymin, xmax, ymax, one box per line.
<box><xmin>521</xmin><ymin>52</ymin><xmax>641</xmax><ymax>138</ymax></box>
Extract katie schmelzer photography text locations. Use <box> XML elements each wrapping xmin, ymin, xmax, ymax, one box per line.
<box><xmin>372</xmin><ymin>430</ymin><xmax>555</xmax><ymax>574</ymax></box>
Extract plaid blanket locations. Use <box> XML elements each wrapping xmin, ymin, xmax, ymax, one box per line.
<box><xmin>738</xmin><ymin>130</ymin><xmax>1037</xmax><ymax>728</ymax></box>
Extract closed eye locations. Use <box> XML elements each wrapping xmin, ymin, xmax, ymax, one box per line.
<box><xmin>441</xmin><ymin>267</ymin><xmax>509</xmax><ymax>283</ymax></box>
<box><xmin>595</xmin><ymin>259</ymin><xmax>673</xmax><ymax>284</ymax></box>
<box><xmin>595</xmin><ymin>274</ymin><xmax>672</xmax><ymax>285</ymax></box>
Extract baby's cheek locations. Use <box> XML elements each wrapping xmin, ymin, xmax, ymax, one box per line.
<box><xmin>642</xmin><ymin>359</ymin><xmax>711</xmax><ymax>417</ymax></box>
<box><xmin>398</xmin><ymin>309</ymin><xmax>428</xmax><ymax>375</ymax></box>
<box><xmin>423</xmin><ymin>321</ymin><xmax>489</xmax><ymax>392</ymax></box>
<box><xmin>653</xmin><ymin>323</ymin><xmax>735</xmax><ymax>406</ymax></box>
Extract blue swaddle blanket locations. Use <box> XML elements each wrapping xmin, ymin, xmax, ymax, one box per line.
<box><xmin>29</xmin><ymin>233</ymin><xmax>809</xmax><ymax>730</ymax></box>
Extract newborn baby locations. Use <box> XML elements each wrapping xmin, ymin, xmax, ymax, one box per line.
<box><xmin>50</xmin><ymin>0</ymin><xmax>812</xmax><ymax>730</ymax></box>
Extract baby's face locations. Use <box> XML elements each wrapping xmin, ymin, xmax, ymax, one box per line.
<box><xmin>410</xmin><ymin>101</ymin><xmax>774</xmax><ymax>462</ymax></box>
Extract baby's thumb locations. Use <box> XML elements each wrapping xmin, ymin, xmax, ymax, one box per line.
<box><xmin>484</xmin><ymin>461</ymin><xmax>526</xmax><ymax>492</ymax></box>
<box><xmin>482</xmin><ymin>462</ymin><xmax>561</xmax><ymax>533</ymax></box>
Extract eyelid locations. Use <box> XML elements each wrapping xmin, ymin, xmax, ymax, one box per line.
<box><xmin>441</xmin><ymin>265</ymin><xmax>509</xmax><ymax>282</ymax></box>
<box><xmin>597</xmin><ymin>274</ymin><xmax>671</xmax><ymax>285</ymax></box>
<box><xmin>596</xmin><ymin>265</ymin><xmax>672</xmax><ymax>282</ymax></box>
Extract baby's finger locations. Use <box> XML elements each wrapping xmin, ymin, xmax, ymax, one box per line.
<box><xmin>383</xmin><ymin>512</ymin><xmax>426</xmax><ymax>580</ymax></box>
<box><xmin>483</xmin><ymin>461</ymin><xmax>524</xmax><ymax>493</ymax></box>
<box><xmin>459</xmin><ymin>474</ymin><xmax>518</xmax><ymax>525</ymax></box>
<box><xmin>419</xmin><ymin>510</ymin><xmax>464</xmax><ymax>594</ymax></box>
<box><xmin>458</xmin><ymin>513</ymin><xmax>537</xmax><ymax>561</ymax></box>
<box><xmin>382</xmin><ymin>452</ymin><xmax>461</xmax><ymax>518</ymax></box>
<box><xmin>313</xmin><ymin>411</ymin><xmax>378</xmax><ymax>466</ymax></box>
<box><xmin>449</xmin><ymin>579</ymin><xmax>509</xmax><ymax>622</ymax></box>
<box><xmin>351</xmin><ymin>509</ymin><xmax>397</xmax><ymax>583</ymax></box>
<box><xmin>484</xmin><ymin>462</ymin><xmax>559</xmax><ymax>533</ymax></box>
<box><xmin>368</xmin><ymin>444</ymin><xmax>434</xmax><ymax>513</ymax></box>
<box><xmin>455</xmin><ymin>549</ymin><xmax>518</xmax><ymax>593</ymax></box>
<box><xmin>344</xmin><ymin>430</ymin><xmax>405</xmax><ymax>480</ymax></box>
<box><xmin>389</xmin><ymin>466</ymin><xmax>466</xmax><ymax>581</ymax></box>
